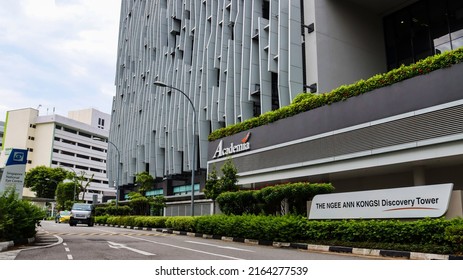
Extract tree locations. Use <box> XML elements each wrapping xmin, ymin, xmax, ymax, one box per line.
<box><xmin>24</xmin><ymin>166</ymin><xmax>69</xmax><ymax>199</ymax></box>
<box><xmin>204</xmin><ymin>165</ymin><xmax>220</xmax><ymax>200</ymax></box>
<box><xmin>135</xmin><ymin>171</ymin><xmax>154</xmax><ymax>195</ymax></box>
<box><xmin>68</xmin><ymin>170</ymin><xmax>94</xmax><ymax>201</ymax></box>
<box><xmin>127</xmin><ymin>192</ymin><xmax>150</xmax><ymax>215</ymax></box>
<box><xmin>220</xmin><ymin>158</ymin><xmax>239</xmax><ymax>193</ymax></box>
<box><xmin>55</xmin><ymin>182</ymin><xmax>75</xmax><ymax>210</ymax></box>
<box><xmin>204</xmin><ymin>158</ymin><xmax>239</xmax><ymax>213</ymax></box>
<box><xmin>150</xmin><ymin>195</ymin><xmax>166</xmax><ymax>216</ymax></box>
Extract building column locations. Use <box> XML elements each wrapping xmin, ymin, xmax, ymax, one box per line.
<box><xmin>413</xmin><ymin>166</ymin><xmax>426</xmax><ymax>186</ymax></box>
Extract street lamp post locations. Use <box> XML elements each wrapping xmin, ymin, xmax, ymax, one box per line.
<box><xmin>45</xmin><ymin>178</ymin><xmax>59</xmax><ymax>217</ymax></box>
<box><xmin>107</xmin><ymin>141</ymin><xmax>121</xmax><ymax>207</ymax></box>
<box><xmin>153</xmin><ymin>81</ymin><xmax>196</xmax><ymax>216</ymax></box>
<box><xmin>93</xmin><ymin>137</ymin><xmax>120</xmax><ymax>206</ymax></box>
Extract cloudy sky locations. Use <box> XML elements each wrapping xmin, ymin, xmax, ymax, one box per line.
<box><xmin>0</xmin><ymin>0</ymin><xmax>122</xmax><ymax>122</ymax></box>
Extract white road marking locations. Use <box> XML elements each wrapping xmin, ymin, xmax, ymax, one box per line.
<box><xmin>94</xmin><ymin>228</ymin><xmax>119</xmax><ymax>234</ymax></box>
<box><xmin>94</xmin><ymin>226</ymin><xmax>245</xmax><ymax>259</ymax></box>
<box><xmin>63</xmin><ymin>242</ymin><xmax>71</xmax><ymax>259</ymax></box>
<box><xmin>107</xmin><ymin>241</ymin><xmax>156</xmax><ymax>256</ymax></box>
<box><xmin>123</xmin><ymin>235</ymin><xmax>244</xmax><ymax>260</ymax></box>
<box><xmin>185</xmin><ymin>240</ymin><xmax>255</xmax><ymax>252</ymax></box>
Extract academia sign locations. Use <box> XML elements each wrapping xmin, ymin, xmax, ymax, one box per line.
<box><xmin>213</xmin><ymin>132</ymin><xmax>251</xmax><ymax>159</ymax></box>
<box><xmin>308</xmin><ymin>184</ymin><xmax>453</xmax><ymax>219</ymax></box>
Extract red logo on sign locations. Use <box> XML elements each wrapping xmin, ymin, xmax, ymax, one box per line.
<box><xmin>241</xmin><ymin>132</ymin><xmax>251</xmax><ymax>143</ymax></box>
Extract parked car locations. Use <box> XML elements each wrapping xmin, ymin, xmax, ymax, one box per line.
<box><xmin>69</xmin><ymin>203</ymin><xmax>95</xmax><ymax>227</ymax></box>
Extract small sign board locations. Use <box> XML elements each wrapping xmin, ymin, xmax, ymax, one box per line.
<box><xmin>0</xmin><ymin>148</ymin><xmax>29</xmax><ymax>198</ymax></box>
<box><xmin>308</xmin><ymin>183</ymin><xmax>453</xmax><ymax>219</ymax></box>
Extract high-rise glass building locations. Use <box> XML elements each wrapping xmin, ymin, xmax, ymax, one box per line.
<box><xmin>110</xmin><ymin>0</ymin><xmax>463</xmax><ymax>215</ymax></box>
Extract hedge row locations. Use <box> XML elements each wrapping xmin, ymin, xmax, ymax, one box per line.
<box><xmin>95</xmin><ymin>214</ymin><xmax>463</xmax><ymax>255</ymax></box>
<box><xmin>216</xmin><ymin>182</ymin><xmax>334</xmax><ymax>215</ymax></box>
<box><xmin>208</xmin><ymin>47</ymin><xmax>463</xmax><ymax>141</ymax></box>
<box><xmin>95</xmin><ymin>205</ymin><xmax>132</xmax><ymax>216</ymax></box>
<box><xmin>95</xmin><ymin>215</ymin><xmax>168</xmax><ymax>228</ymax></box>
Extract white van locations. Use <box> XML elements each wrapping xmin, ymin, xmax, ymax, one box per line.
<box><xmin>69</xmin><ymin>203</ymin><xmax>95</xmax><ymax>227</ymax></box>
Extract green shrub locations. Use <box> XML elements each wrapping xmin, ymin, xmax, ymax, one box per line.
<box><xmin>98</xmin><ymin>215</ymin><xmax>167</xmax><ymax>228</ymax></box>
<box><xmin>216</xmin><ymin>191</ymin><xmax>260</xmax><ymax>215</ymax></box>
<box><xmin>96</xmin><ymin>205</ymin><xmax>132</xmax><ymax>216</ymax></box>
<box><xmin>104</xmin><ymin>216</ymin><xmax>136</xmax><ymax>227</ymax></box>
<box><xmin>217</xmin><ymin>182</ymin><xmax>334</xmax><ymax>215</ymax></box>
<box><xmin>94</xmin><ymin>213</ymin><xmax>463</xmax><ymax>254</ymax></box>
<box><xmin>0</xmin><ymin>188</ymin><xmax>46</xmax><ymax>242</ymax></box>
<box><xmin>260</xmin><ymin>182</ymin><xmax>334</xmax><ymax>215</ymax></box>
<box><xmin>133</xmin><ymin>216</ymin><xmax>168</xmax><ymax>228</ymax></box>
<box><xmin>193</xmin><ymin>215</ymin><xmax>314</xmax><ymax>242</ymax></box>
<box><xmin>106</xmin><ymin>216</ymin><xmax>124</xmax><ymax>226</ymax></box>
<box><xmin>95</xmin><ymin>206</ymin><xmax>105</xmax><ymax>216</ymax></box>
<box><xmin>165</xmin><ymin>216</ymin><xmax>196</xmax><ymax>232</ymax></box>
<box><xmin>95</xmin><ymin>215</ymin><xmax>110</xmax><ymax>224</ymax></box>
<box><xmin>128</xmin><ymin>193</ymin><xmax>151</xmax><ymax>215</ymax></box>
<box><xmin>300</xmin><ymin>218</ymin><xmax>463</xmax><ymax>254</ymax></box>
<box><xmin>445</xmin><ymin>220</ymin><xmax>463</xmax><ymax>254</ymax></box>
<box><xmin>194</xmin><ymin>215</ymin><xmax>236</xmax><ymax>236</ymax></box>
<box><xmin>186</xmin><ymin>215</ymin><xmax>463</xmax><ymax>254</ymax></box>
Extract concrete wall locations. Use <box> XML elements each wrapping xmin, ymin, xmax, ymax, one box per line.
<box><xmin>446</xmin><ymin>190</ymin><xmax>463</xmax><ymax>218</ymax></box>
<box><xmin>304</xmin><ymin>0</ymin><xmax>387</xmax><ymax>94</ymax></box>
<box><xmin>68</xmin><ymin>108</ymin><xmax>111</xmax><ymax>131</ymax></box>
<box><xmin>32</xmin><ymin>123</ymin><xmax>54</xmax><ymax>167</ymax></box>
<box><xmin>3</xmin><ymin>108</ymin><xmax>38</xmax><ymax>151</ymax></box>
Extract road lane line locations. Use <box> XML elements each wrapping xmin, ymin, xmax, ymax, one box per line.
<box><xmin>185</xmin><ymin>240</ymin><xmax>255</xmax><ymax>252</ymax></box>
<box><xmin>107</xmin><ymin>241</ymin><xmax>155</xmax><ymax>256</ymax></box>
<box><xmin>65</xmin><ymin>247</ymin><xmax>70</xmax><ymax>252</ymax></box>
<box><xmin>94</xmin><ymin>227</ymin><xmax>246</xmax><ymax>259</ymax></box>
<box><xmin>67</xmin><ymin>254</ymin><xmax>73</xmax><ymax>260</ymax></box>
<box><xmin>123</xmin><ymin>235</ymin><xmax>244</xmax><ymax>260</ymax></box>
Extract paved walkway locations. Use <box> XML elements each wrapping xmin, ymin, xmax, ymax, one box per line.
<box><xmin>0</xmin><ymin>227</ymin><xmax>61</xmax><ymax>260</ymax></box>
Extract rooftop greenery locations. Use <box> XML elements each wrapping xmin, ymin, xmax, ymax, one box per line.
<box><xmin>208</xmin><ymin>47</ymin><xmax>463</xmax><ymax>141</ymax></box>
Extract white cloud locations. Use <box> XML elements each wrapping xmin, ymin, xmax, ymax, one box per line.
<box><xmin>0</xmin><ymin>0</ymin><xmax>121</xmax><ymax>121</ymax></box>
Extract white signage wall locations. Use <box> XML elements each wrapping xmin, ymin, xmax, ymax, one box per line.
<box><xmin>309</xmin><ymin>184</ymin><xmax>453</xmax><ymax>219</ymax></box>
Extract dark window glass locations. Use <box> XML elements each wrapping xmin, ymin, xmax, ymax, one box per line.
<box><xmin>271</xmin><ymin>72</ymin><xmax>279</xmax><ymax>110</ymax></box>
<box><xmin>263</xmin><ymin>1</ymin><xmax>270</xmax><ymax>20</ymax></box>
<box><xmin>384</xmin><ymin>0</ymin><xmax>463</xmax><ymax>70</ymax></box>
<box><xmin>448</xmin><ymin>0</ymin><xmax>463</xmax><ymax>50</ymax></box>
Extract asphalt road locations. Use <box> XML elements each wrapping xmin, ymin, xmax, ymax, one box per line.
<box><xmin>5</xmin><ymin>220</ymin><xmax>373</xmax><ymax>260</ymax></box>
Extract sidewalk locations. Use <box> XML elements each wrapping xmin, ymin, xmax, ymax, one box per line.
<box><xmin>0</xmin><ymin>227</ymin><xmax>61</xmax><ymax>259</ymax></box>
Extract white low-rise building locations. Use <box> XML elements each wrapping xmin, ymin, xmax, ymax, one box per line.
<box><xmin>2</xmin><ymin>108</ymin><xmax>114</xmax><ymax>203</ymax></box>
